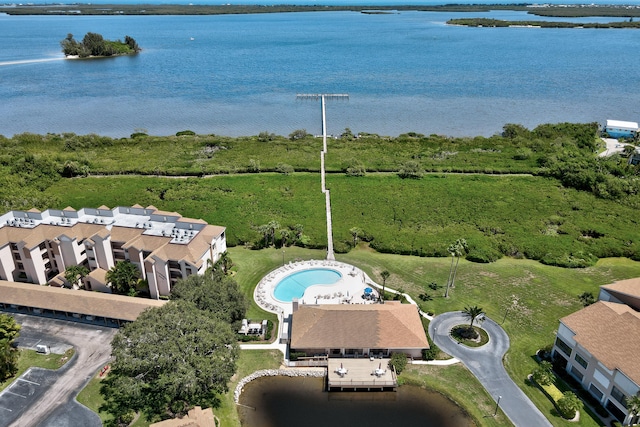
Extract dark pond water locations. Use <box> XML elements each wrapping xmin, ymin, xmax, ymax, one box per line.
<box><xmin>238</xmin><ymin>376</ymin><xmax>475</xmax><ymax>427</ymax></box>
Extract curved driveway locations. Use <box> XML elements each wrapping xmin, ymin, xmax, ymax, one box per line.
<box><xmin>429</xmin><ymin>312</ymin><xmax>552</xmax><ymax>427</ymax></box>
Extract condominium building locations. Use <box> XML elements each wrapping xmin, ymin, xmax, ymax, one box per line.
<box><xmin>0</xmin><ymin>205</ymin><xmax>226</xmax><ymax>299</ymax></box>
<box><xmin>552</xmin><ymin>278</ymin><xmax>640</xmax><ymax>425</ymax></box>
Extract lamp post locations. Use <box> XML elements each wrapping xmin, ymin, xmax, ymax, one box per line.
<box><xmin>494</xmin><ymin>395</ymin><xmax>502</xmax><ymax>417</ymax></box>
<box><xmin>502</xmin><ymin>307</ymin><xmax>509</xmax><ymax>324</ymax></box>
<box><xmin>282</xmin><ymin>249</ymin><xmax>285</xmax><ymax>266</ymax></box>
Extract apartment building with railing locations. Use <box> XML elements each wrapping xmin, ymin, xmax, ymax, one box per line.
<box><xmin>0</xmin><ymin>205</ymin><xmax>226</xmax><ymax>299</ymax></box>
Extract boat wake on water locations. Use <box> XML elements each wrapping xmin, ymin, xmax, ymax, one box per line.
<box><xmin>0</xmin><ymin>57</ymin><xmax>65</xmax><ymax>66</ymax></box>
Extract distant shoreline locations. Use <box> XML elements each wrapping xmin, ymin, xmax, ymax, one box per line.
<box><xmin>3</xmin><ymin>3</ymin><xmax>640</xmax><ymax>17</ymax></box>
<box><xmin>448</xmin><ymin>17</ymin><xmax>640</xmax><ymax>28</ymax></box>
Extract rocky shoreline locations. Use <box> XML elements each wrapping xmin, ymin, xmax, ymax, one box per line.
<box><xmin>234</xmin><ymin>368</ymin><xmax>326</xmax><ymax>403</ymax></box>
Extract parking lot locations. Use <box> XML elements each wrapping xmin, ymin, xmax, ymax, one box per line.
<box><xmin>0</xmin><ymin>312</ymin><xmax>116</xmax><ymax>427</ymax></box>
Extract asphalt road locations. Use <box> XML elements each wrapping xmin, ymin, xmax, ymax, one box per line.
<box><xmin>429</xmin><ymin>311</ymin><xmax>553</xmax><ymax>427</ymax></box>
<box><xmin>0</xmin><ymin>313</ymin><xmax>116</xmax><ymax>427</ymax></box>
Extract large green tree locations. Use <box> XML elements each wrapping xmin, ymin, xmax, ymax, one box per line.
<box><xmin>105</xmin><ymin>261</ymin><xmax>140</xmax><ymax>296</ymax></box>
<box><xmin>170</xmin><ymin>273</ymin><xmax>247</xmax><ymax>325</ymax></box>
<box><xmin>101</xmin><ymin>301</ymin><xmax>238</xmax><ymax>422</ymax></box>
<box><xmin>0</xmin><ymin>314</ymin><xmax>21</xmax><ymax>380</ymax></box>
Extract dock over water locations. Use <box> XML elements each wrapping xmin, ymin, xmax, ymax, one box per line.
<box><xmin>327</xmin><ymin>358</ymin><xmax>397</xmax><ymax>392</ymax></box>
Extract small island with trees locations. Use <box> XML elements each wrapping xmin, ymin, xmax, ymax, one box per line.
<box><xmin>60</xmin><ymin>32</ymin><xmax>140</xmax><ymax>58</ymax></box>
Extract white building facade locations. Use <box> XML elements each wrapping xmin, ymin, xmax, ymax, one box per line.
<box><xmin>0</xmin><ymin>205</ymin><xmax>226</xmax><ymax>299</ymax></box>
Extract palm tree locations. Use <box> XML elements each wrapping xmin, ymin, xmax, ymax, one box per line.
<box><xmin>216</xmin><ymin>251</ymin><xmax>233</xmax><ymax>275</ymax></box>
<box><xmin>450</xmin><ymin>238</ymin><xmax>468</xmax><ymax>289</ymax></box>
<box><xmin>105</xmin><ymin>261</ymin><xmax>140</xmax><ymax>295</ymax></box>
<box><xmin>63</xmin><ymin>265</ymin><xmax>89</xmax><ymax>289</ymax></box>
<box><xmin>557</xmin><ymin>391</ymin><xmax>581</xmax><ymax>419</ymax></box>
<box><xmin>444</xmin><ymin>239</ymin><xmax>467</xmax><ymax>298</ymax></box>
<box><xmin>349</xmin><ymin>227</ymin><xmax>362</xmax><ymax>248</ymax></box>
<box><xmin>462</xmin><ymin>305</ymin><xmax>484</xmax><ymax>330</ymax></box>
<box><xmin>625</xmin><ymin>394</ymin><xmax>640</xmax><ymax>426</ymax></box>
<box><xmin>255</xmin><ymin>224</ymin><xmax>270</xmax><ymax>247</ymax></box>
<box><xmin>380</xmin><ymin>270</ymin><xmax>390</xmax><ymax>303</ymax></box>
<box><xmin>267</xmin><ymin>220</ymin><xmax>280</xmax><ymax>247</ymax></box>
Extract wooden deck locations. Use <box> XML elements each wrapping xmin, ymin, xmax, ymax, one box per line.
<box><xmin>327</xmin><ymin>358</ymin><xmax>397</xmax><ymax>391</ymax></box>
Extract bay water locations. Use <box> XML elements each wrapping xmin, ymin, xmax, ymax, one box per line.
<box><xmin>1</xmin><ymin>10</ymin><xmax>639</xmax><ymax>137</ymax></box>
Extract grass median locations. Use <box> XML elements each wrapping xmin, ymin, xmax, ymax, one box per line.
<box><xmin>0</xmin><ymin>348</ymin><xmax>75</xmax><ymax>393</ymax></box>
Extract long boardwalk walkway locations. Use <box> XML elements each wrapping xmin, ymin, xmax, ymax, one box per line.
<box><xmin>320</xmin><ymin>95</ymin><xmax>335</xmax><ymax>260</ymax></box>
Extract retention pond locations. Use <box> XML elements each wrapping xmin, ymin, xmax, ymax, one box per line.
<box><xmin>238</xmin><ymin>376</ymin><xmax>475</xmax><ymax>427</ymax></box>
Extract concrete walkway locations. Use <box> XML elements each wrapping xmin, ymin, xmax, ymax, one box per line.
<box><xmin>429</xmin><ymin>312</ymin><xmax>552</xmax><ymax>427</ymax></box>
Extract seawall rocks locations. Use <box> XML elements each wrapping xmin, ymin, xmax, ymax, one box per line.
<box><xmin>234</xmin><ymin>368</ymin><xmax>326</xmax><ymax>403</ymax></box>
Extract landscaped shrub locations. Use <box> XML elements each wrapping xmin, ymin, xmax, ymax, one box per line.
<box><xmin>557</xmin><ymin>391</ymin><xmax>581</xmax><ymax>419</ymax></box>
<box><xmin>540</xmin><ymin>251</ymin><xmax>597</xmax><ymax>268</ymax></box>
<box><xmin>389</xmin><ymin>353</ymin><xmax>408</xmax><ymax>374</ymax></box>
<box><xmin>398</xmin><ymin>160</ymin><xmax>423</xmax><ymax>179</ymax></box>
<box><xmin>532</xmin><ymin>361</ymin><xmax>554</xmax><ymax>386</ymax></box>
<box><xmin>466</xmin><ymin>245</ymin><xmax>502</xmax><ymax>263</ymax></box>
<box><xmin>289</xmin><ymin>352</ymin><xmax>306</xmax><ymax>361</ymax></box>
<box><xmin>275</xmin><ymin>163</ymin><xmax>294</xmax><ymax>175</ymax></box>
<box><xmin>422</xmin><ymin>334</ymin><xmax>440</xmax><ymax>361</ymax></box>
<box><xmin>264</xmin><ymin>320</ymin><xmax>274</xmax><ymax>341</ymax></box>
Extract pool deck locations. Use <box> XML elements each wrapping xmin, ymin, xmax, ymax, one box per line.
<box><xmin>254</xmin><ymin>260</ymin><xmax>380</xmax><ymax>318</ymax></box>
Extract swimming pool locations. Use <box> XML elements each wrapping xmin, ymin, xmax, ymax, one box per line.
<box><xmin>273</xmin><ymin>268</ymin><xmax>342</xmax><ymax>302</ymax></box>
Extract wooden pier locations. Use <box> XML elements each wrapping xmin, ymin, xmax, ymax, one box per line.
<box><xmin>296</xmin><ymin>93</ymin><xmax>349</xmax><ymax>101</ymax></box>
<box><xmin>327</xmin><ymin>358</ymin><xmax>397</xmax><ymax>392</ymax></box>
<box><xmin>295</xmin><ymin>92</ymin><xmax>349</xmax><ymax>262</ymax></box>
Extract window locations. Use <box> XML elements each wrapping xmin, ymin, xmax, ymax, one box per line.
<box><xmin>606</xmin><ymin>400</ymin><xmax>626</xmax><ymax>422</ymax></box>
<box><xmin>570</xmin><ymin>366</ymin><xmax>584</xmax><ymax>381</ymax></box>
<box><xmin>39</xmin><ymin>242</ymin><xmax>47</xmax><ymax>251</ymax></box>
<box><xmin>555</xmin><ymin>337</ymin><xmax>572</xmax><ymax>356</ymax></box>
<box><xmin>574</xmin><ymin>353</ymin><xmax>588</xmax><ymax>369</ymax></box>
<box><xmin>610</xmin><ymin>386</ymin><xmax>626</xmax><ymax>407</ymax></box>
<box><xmin>589</xmin><ymin>384</ymin><xmax>603</xmax><ymax>401</ymax></box>
<box><xmin>16</xmin><ymin>262</ymin><xmax>24</xmax><ymax>270</ymax></box>
<box><xmin>10</xmin><ymin>243</ymin><xmax>18</xmax><ymax>251</ymax></box>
